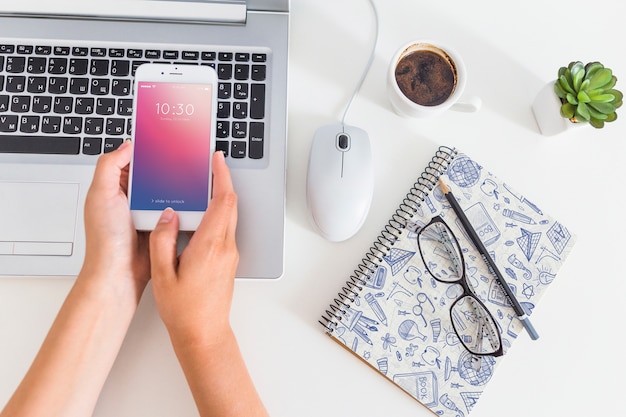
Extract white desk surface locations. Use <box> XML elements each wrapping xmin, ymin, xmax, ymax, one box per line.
<box><xmin>2</xmin><ymin>0</ymin><xmax>625</xmax><ymax>416</ymax></box>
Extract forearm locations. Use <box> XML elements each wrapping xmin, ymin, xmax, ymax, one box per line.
<box><xmin>171</xmin><ymin>328</ymin><xmax>269</xmax><ymax>417</ymax></box>
<box><xmin>1</xmin><ymin>273</ymin><xmax>145</xmax><ymax>417</ymax></box>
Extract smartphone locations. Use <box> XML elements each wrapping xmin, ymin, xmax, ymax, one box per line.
<box><xmin>128</xmin><ymin>64</ymin><xmax>217</xmax><ymax>230</ymax></box>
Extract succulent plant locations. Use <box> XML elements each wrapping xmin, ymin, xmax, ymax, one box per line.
<box><xmin>553</xmin><ymin>61</ymin><xmax>623</xmax><ymax>128</ymax></box>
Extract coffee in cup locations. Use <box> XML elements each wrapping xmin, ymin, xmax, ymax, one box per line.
<box><xmin>388</xmin><ymin>41</ymin><xmax>481</xmax><ymax>118</ymax></box>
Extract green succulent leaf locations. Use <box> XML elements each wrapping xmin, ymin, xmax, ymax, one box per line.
<box><xmin>577</xmin><ymin>90</ymin><xmax>591</xmax><ymax>103</ymax></box>
<box><xmin>608</xmin><ymin>89</ymin><xmax>623</xmax><ymax>107</ymax></box>
<box><xmin>558</xmin><ymin>74</ymin><xmax>576</xmax><ymax>95</ymax></box>
<box><xmin>554</xmin><ymin>82</ymin><xmax>568</xmax><ymax>99</ymax></box>
<box><xmin>589</xmin><ymin>117</ymin><xmax>604</xmax><ymax>128</ymax></box>
<box><xmin>566</xmin><ymin>92</ymin><xmax>578</xmax><ymax>105</ymax></box>
<box><xmin>590</xmin><ymin>93</ymin><xmax>617</xmax><ymax>103</ymax></box>
<box><xmin>561</xmin><ymin>102</ymin><xmax>576</xmax><ymax>119</ymax></box>
<box><xmin>576</xmin><ymin>102</ymin><xmax>591</xmax><ymax>121</ymax></box>
<box><xmin>586</xmin><ymin>104</ymin><xmax>609</xmax><ymax>120</ymax></box>
<box><xmin>606</xmin><ymin>112</ymin><xmax>618</xmax><ymax>122</ymax></box>
<box><xmin>572</xmin><ymin>65</ymin><xmax>585</xmax><ymax>91</ymax></box>
<box><xmin>587</xmin><ymin>68</ymin><xmax>613</xmax><ymax>89</ymax></box>
<box><xmin>588</xmin><ymin>101</ymin><xmax>616</xmax><ymax>114</ymax></box>
<box><xmin>585</xmin><ymin>61</ymin><xmax>604</xmax><ymax>78</ymax></box>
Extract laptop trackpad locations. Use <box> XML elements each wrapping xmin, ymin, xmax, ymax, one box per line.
<box><xmin>0</xmin><ymin>181</ymin><xmax>79</xmax><ymax>256</ymax></box>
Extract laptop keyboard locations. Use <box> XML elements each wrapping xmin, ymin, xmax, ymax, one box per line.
<box><xmin>0</xmin><ymin>39</ymin><xmax>270</xmax><ymax>162</ymax></box>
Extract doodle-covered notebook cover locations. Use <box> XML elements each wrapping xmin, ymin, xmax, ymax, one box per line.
<box><xmin>320</xmin><ymin>146</ymin><xmax>576</xmax><ymax>416</ymax></box>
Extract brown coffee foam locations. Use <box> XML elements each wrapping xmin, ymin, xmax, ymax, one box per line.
<box><xmin>394</xmin><ymin>44</ymin><xmax>457</xmax><ymax>107</ymax></box>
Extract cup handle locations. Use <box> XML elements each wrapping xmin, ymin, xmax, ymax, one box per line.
<box><xmin>451</xmin><ymin>96</ymin><xmax>482</xmax><ymax>113</ymax></box>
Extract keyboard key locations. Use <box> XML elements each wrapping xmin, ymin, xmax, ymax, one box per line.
<box><xmin>27</xmin><ymin>57</ymin><xmax>47</xmax><ymax>74</ymax></box>
<box><xmin>217</xmin><ymin>102</ymin><xmax>229</xmax><ymax>119</ymax></box>
<box><xmin>232</xmin><ymin>121</ymin><xmax>247</xmax><ymax>138</ymax></box>
<box><xmin>72</xmin><ymin>47</ymin><xmax>88</xmax><ymax>56</ymax></box>
<box><xmin>91</xmin><ymin>78</ymin><xmax>110</xmax><ymax>95</ymax></box>
<box><xmin>0</xmin><ymin>45</ymin><xmax>16</xmax><ymax>54</ymax></box>
<box><xmin>182</xmin><ymin>51</ymin><xmax>199</xmax><ymax>60</ymax></box>
<box><xmin>90</xmin><ymin>59</ymin><xmax>109</xmax><ymax>76</ymax></box>
<box><xmin>111</xmin><ymin>79</ymin><xmax>131</xmax><ymax>96</ymax></box>
<box><xmin>69</xmin><ymin>58</ymin><xmax>89</xmax><ymax>75</ymax></box>
<box><xmin>252</xmin><ymin>53</ymin><xmax>267</xmax><ymax>62</ymax></box>
<box><xmin>0</xmin><ymin>135</ymin><xmax>80</xmax><ymax>154</ymax></box>
<box><xmin>0</xmin><ymin>95</ymin><xmax>8</xmax><ymax>111</ymax></box>
<box><xmin>231</xmin><ymin>140</ymin><xmax>246</xmax><ymax>158</ymax></box>
<box><xmin>62</xmin><ymin>116</ymin><xmax>82</xmax><ymax>134</ymax></box>
<box><xmin>106</xmin><ymin>118</ymin><xmax>125</xmax><ymax>135</ymax></box>
<box><xmin>0</xmin><ymin>115</ymin><xmax>18</xmax><ymax>132</ymax></box>
<box><xmin>10</xmin><ymin>95</ymin><xmax>30</xmax><ymax>113</ymax></box>
<box><xmin>34</xmin><ymin>45</ymin><xmax>52</xmax><ymax>55</ymax></box>
<box><xmin>19</xmin><ymin>115</ymin><xmax>39</xmax><ymax>133</ymax></box>
<box><xmin>54</xmin><ymin>46</ymin><xmax>70</xmax><ymax>56</ymax></box>
<box><xmin>217</xmin><ymin>64</ymin><xmax>232</xmax><ymax>80</ymax></box>
<box><xmin>216</xmin><ymin>121</ymin><xmax>229</xmax><ymax>138</ymax></box>
<box><xmin>249</xmin><ymin>122</ymin><xmax>264</xmax><ymax>159</ymax></box>
<box><xmin>48</xmin><ymin>58</ymin><xmax>68</xmax><ymax>74</ymax></box>
<box><xmin>235</xmin><ymin>53</ymin><xmax>250</xmax><ymax>62</ymax></box>
<box><xmin>111</xmin><ymin>60</ymin><xmax>130</xmax><ymax>77</ymax></box>
<box><xmin>163</xmin><ymin>50</ymin><xmax>178</xmax><ymax>60</ymax></box>
<box><xmin>234</xmin><ymin>64</ymin><xmax>249</xmax><ymax>80</ymax></box>
<box><xmin>27</xmin><ymin>77</ymin><xmax>47</xmax><ymax>94</ymax></box>
<box><xmin>96</xmin><ymin>98</ymin><xmax>115</xmax><ymax>115</ymax></box>
<box><xmin>75</xmin><ymin>97</ymin><xmax>94</xmax><ymax>114</ymax></box>
<box><xmin>117</xmin><ymin>99</ymin><xmax>133</xmax><ymax>116</ymax></box>
<box><xmin>83</xmin><ymin>137</ymin><xmax>102</xmax><ymax>155</ymax></box>
<box><xmin>232</xmin><ymin>102</ymin><xmax>247</xmax><ymax>119</ymax></box>
<box><xmin>32</xmin><ymin>96</ymin><xmax>52</xmax><ymax>113</ymax></box>
<box><xmin>48</xmin><ymin>77</ymin><xmax>68</xmax><ymax>94</ymax></box>
<box><xmin>17</xmin><ymin>45</ymin><xmax>34</xmax><ymax>54</ymax></box>
<box><xmin>218</xmin><ymin>83</ymin><xmax>231</xmax><ymax>99</ymax></box>
<box><xmin>6</xmin><ymin>57</ymin><xmax>26</xmax><ymax>73</ymax></box>
<box><xmin>250</xmin><ymin>84</ymin><xmax>265</xmax><ymax>119</ymax></box>
<box><xmin>251</xmin><ymin>65</ymin><xmax>266</xmax><ymax>81</ymax></box>
<box><xmin>41</xmin><ymin>116</ymin><xmax>61</xmax><ymax>133</ymax></box>
<box><xmin>218</xmin><ymin>52</ymin><xmax>233</xmax><ymax>61</ymax></box>
<box><xmin>127</xmin><ymin>49</ymin><xmax>143</xmax><ymax>59</ymax></box>
<box><xmin>5</xmin><ymin>76</ymin><xmax>25</xmax><ymax>92</ymax></box>
<box><xmin>69</xmin><ymin>78</ymin><xmax>89</xmax><ymax>95</ymax></box>
<box><xmin>85</xmin><ymin>117</ymin><xmax>104</xmax><ymax>134</ymax></box>
<box><xmin>53</xmin><ymin>97</ymin><xmax>73</xmax><ymax>114</ymax></box>
<box><xmin>104</xmin><ymin>137</ymin><xmax>123</xmax><ymax>152</ymax></box>
<box><xmin>215</xmin><ymin>140</ymin><xmax>229</xmax><ymax>156</ymax></box>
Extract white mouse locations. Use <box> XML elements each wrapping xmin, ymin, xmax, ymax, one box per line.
<box><xmin>306</xmin><ymin>123</ymin><xmax>374</xmax><ymax>242</ymax></box>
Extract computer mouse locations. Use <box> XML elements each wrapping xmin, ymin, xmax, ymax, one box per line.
<box><xmin>306</xmin><ymin>123</ymin><xmax>374</xmax><ymax>242</ymax></box>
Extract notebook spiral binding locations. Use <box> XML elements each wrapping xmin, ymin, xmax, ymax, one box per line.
<box><xmin>319</xmin><ymin>145</ymin><xmax>458</xmax><ymax>333</ymax></box>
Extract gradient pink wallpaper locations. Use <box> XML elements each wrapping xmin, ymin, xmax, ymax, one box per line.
<box><xmin>130</xmin><ymin>81</ymin><xmax>213</xmax><ymax>211</ymax></box>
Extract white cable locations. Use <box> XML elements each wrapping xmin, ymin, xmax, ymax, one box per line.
<box><xmin>340</xmin><ymin>0</ymin><xmax>380</xmax><ymax>126</ymax></box>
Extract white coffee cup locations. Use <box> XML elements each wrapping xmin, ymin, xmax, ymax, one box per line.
<box><xmin>387</xmin><ymin>41</ymin><xmax>481</xmax><ymax>118</ymax></box>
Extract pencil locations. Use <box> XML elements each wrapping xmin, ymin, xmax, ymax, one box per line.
<box><xmin>438</xmin><ymin>178</ymin><xmax>539</xmax><ymax>341</ymax></box>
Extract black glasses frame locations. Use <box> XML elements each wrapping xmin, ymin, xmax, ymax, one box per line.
<box><xmin>417</xmin><ymin>215</ymin><xmax>504</xmax><ymax>357</ymax></box>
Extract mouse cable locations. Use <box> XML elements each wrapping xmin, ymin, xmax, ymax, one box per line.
<box><xmin>340</xmin><ymin>0</ymin><xmax>380</xmax><ymax>127</ymax></box>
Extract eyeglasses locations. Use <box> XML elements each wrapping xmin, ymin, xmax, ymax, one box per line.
<box><xmin>417</xmin><ymin>216</ymin><xmax>503</xmax><ymax>357</ymax></box>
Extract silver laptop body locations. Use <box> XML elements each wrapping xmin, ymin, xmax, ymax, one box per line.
<box><xmin>0</xmin><ymin>0</ymin><xmax>289</xmax><ymax>279</ymax></box>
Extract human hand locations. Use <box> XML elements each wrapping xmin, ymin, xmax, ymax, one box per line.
<box><xmin>150</xmin><ymin>151</ymin><xmax>239</xmax><ymax>347</ymax></box>
<box><xmin>81</xmin><ymin>141</ymin><xmax>150</xmax><ymax>289</ymax></box>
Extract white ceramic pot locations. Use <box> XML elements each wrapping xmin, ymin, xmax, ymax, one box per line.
<box><xmin>532</xmin><ymin>80</ymin><xmax>582</xmax><ymax>136</ymax></box>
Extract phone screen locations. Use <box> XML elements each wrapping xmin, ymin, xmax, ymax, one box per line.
<box><xmin>130</xmin><ymin>81</ymin><xmax>214</xmax><ymax>212</ymax></box>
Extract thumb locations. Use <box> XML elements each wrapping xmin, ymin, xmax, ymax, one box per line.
<box><xmin>149</xmin><ymin>208</ymin><xmax>180</xmax><ymax>283</ymax></box>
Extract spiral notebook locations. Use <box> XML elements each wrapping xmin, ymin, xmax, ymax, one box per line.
<box><xmin>320</xmin><ymin>146</ymin><xmax>576</xmax><ymax>416</ymax></box>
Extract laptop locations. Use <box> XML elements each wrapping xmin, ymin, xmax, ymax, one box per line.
<box><xmin>0</xmin><ymin>0</ymin><xmax>289</xmax><ymax>279</ymax></box>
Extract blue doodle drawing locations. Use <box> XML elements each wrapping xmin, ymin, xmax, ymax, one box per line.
<box><xmin>547</xmin><ymin>222</ymin><xmax>571</xmax><ymax>254</ymax></box>
<box><xmin>383</xmin><ymin>248</ymin><xmax>416</xmax><ymax>276</ymax></box>
<box><xmin>447</xmin><ymin>156</ymin><xmax>482</xmax><ymax>188</ymax></box>
<box><xmin>516</xmin><ymin>228</ymin><xmax>541</xmax><ymax>260</ymax></box>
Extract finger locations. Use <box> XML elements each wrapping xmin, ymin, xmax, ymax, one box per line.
<box><xmin>193</xmin><ymin>152</ymin><xmax>238</xmax><ymax>245</ymax></box>
<box><xmin>90</xmin><ymin>140</ymin><xmax>132</xmax><ymax>196</ymax></box>
<box><xmin>149</xmin><ymin>208</ymin><xmax>180</xmax><ymax>284</ymax></box>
